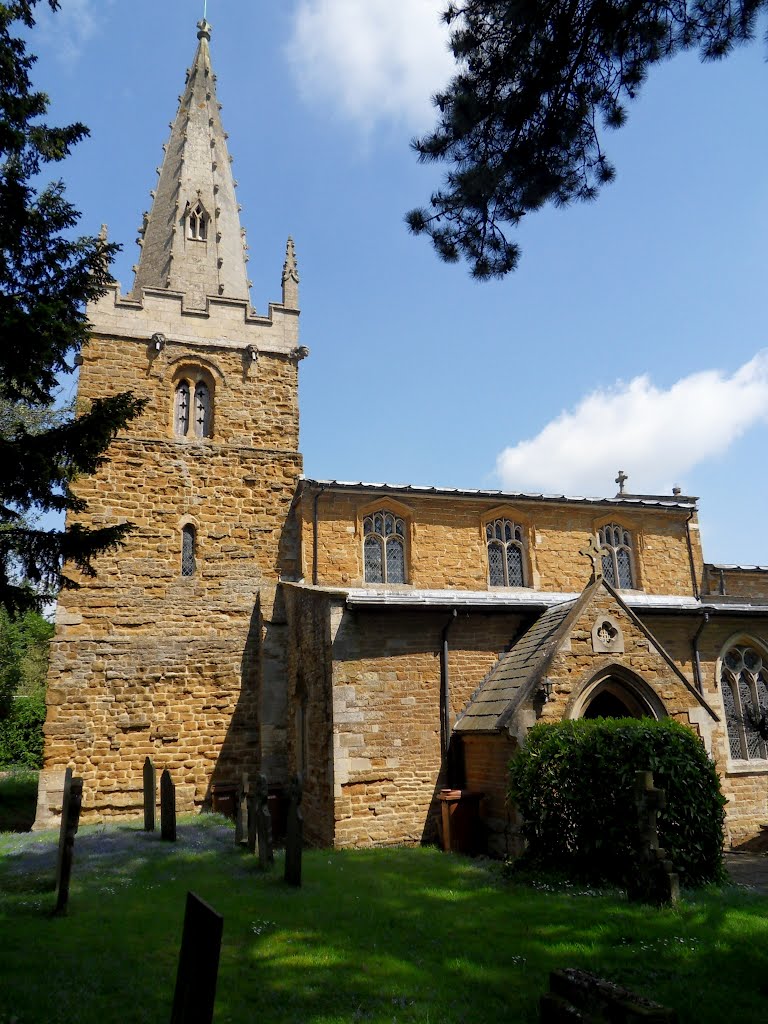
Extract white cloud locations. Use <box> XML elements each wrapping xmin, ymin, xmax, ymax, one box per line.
<box><xmin>495</xmin><ymin>353</ymin><xmax>768</xmax><ymax>497</ymax></box>
<box><xmin>36</xmin><ymin>0</ymin><xmax>103</xmax><ymax>64</ymax></box>
<box><xmin>286</xmin><ymin>0</ymin><xmax>454</xmax><ymax>132</ymax></box>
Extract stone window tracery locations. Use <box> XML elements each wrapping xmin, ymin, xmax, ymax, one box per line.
<box><xmin>173</xmin><ymin>369</ymin><xmax>214</xmax><ymax>439</ymax></box>
<box><xmin>486</xmin><ymin>518</ymin><xmax>526</xmax><ymax>587</ymax></box>
<box><xmin>181</xmin><ymin>524</ymin><xmax>197</xmax><ymax>577</ymax></box>
<box><xmin>720</xmin><ymin>643</ymin><xmax>768</xmax><ymax>760</ymax></box>
<box><xmin>363</xmin><ymin>510</ymin><xmax>406</xmax><ymax>584</ymax></box>
<box><xmin>598</xmin><ymin>523</ymin><xmax>634</xmax><ymax>589</ymax></box>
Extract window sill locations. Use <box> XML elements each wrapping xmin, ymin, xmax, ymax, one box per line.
<box><xmin>725</xmin><ymin>760</ymin><xmax>768</xmax><ymax>776</ymax></box>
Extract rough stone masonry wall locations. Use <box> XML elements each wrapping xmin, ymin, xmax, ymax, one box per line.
<box><xmin>301</xmin><ymin>489</ymin><xmax>703</xmax><ymax>596</ymax></box>
<box><xmin>328</xmin><ymin>609</ymin><xmax>525</xmax><ymax>848</ymax></box>
<box><xmin>42</xmin><ymin>333</ymin><xmax>302</xmax><ymax>822</ymax></box>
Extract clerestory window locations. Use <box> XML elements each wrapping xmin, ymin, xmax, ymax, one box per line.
<box><xmin>188</xmin><ymin>201</ymin><xmax>208</xmax><ymax>241</ymax></box>
<box><xmin>173</xmin><ymin>370</ymin><xmax>214</xmax><ymax>439</ymax></box>
<box><xmin>486</xmin><ymin>518</ymin><xmax>526</xmax><ymax>587</ymax></box>
<box><xmin>363</xmin><ymin>510</ymin><xmax>406</xmax><ymax>584</ymax></box>
<box><xmin>181</xmin><ymin>524</ymin><xmax>197</xmax><ymax>577</ymax></box>
<box><xmin>721</xmin><ymin>643</ymin><xmax>768</xmax><ymax>761</ymax></box>
<box><xmin>598</xmin><ymin>524</ymin><xmax>634</xmax><ymax>589</ymax></box>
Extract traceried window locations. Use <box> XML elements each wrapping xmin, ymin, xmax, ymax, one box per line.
<box><xmin>188</xmin><ymin>201</ymin><xmax>208</xmax><ymax>241</ymax></box>
<box><xmin>181</xmin><ymin>524</ymin><xmax>197</xmax><ymax>577</ymax></box>
<box><xmin>721</xmin><ymin>644</ymin><xmax>768</xmax><ymax>760</ymax></box>
<box><xmin>598</xmin><ymin>524</ymin><xmax>634</xmax><ymax>589</ymax></box>
<box><xmin>174</xmin><ymin>370</ymin><xmax>213</xmax><ymax>439</ymax></box>
<box><xmin>363</xmin><ymin>510</ymin><xmax>406</xmax><ymax>584</ymax></box>
<box><xmin>486</xmin><ymin>518</ymin><xmax>526</xmax><ymax>587</ymax></box>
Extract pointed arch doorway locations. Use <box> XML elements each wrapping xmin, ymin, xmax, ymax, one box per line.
<box><xmin>570</xmin><ymin>668</ymin><xmax>666</xmax><ymax>721</ymax></box>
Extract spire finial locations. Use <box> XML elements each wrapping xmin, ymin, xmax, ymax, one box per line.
<box><xmin>282</xmin><ymin>236</ymin><xmax>300</xmax><ymax>309</ymax></box>
<box><xmin>197</xmin><ymin>17</ymin><xmax>211</xmax><ymax>41</ymax></box>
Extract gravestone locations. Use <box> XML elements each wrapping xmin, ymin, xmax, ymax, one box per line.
<box><xmin>627</xmin><ymin>770</ymin><xmax>679</xmax><ymax>906</ymax></box>
<box><xmin>170</xmin><ymin>891</ymin><xmax>224</xmax><ymax>1024</ymax></box>
<box><xmin>235</xmin><ymin>773</ymin><xmax>249</xmax><ymax>846</ymax></box>
<box><xmin>255</xmin><ymin>772</ymin><xmax>274</xmax><ymax>869</ymax></box>
<box><xmin>540</xmin><ymin>968</ymin><xmax>678</xmax><ymax>1023</ymax></box>
<box><xmin>54</xmin><ymin>768</ymin><xmax>83</xmax><ymax>916</ymax></box>
<box><xmin>161</xmin><ymin>769</ymin><xmax>177</xmax><ymax>843</ymax></box>
<box><xmin>284</xmin><ymin>772</ymin><xmax>303</xmax><ymax>887</ymax></box>
<box><xmin>143</xmin><ymin>757</ymin><xmax>157</xmax><ymax>832</ymax></box>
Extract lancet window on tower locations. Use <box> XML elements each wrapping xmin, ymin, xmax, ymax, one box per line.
<box><xmin>598</xmin><ymin>524</ymin><xmax>635</xmax><ymax>589</ymax></box>
<box><xmin>181</xmin><ymin>524</ymin><xmax>197</xmax><ymax>577</ymax></box>
<box><xmin>173</xmin><ymin>370</ymin><xmax>214</xmax><ymax>439</ymax></box>
<box><xmin>187</xmin><ymin>200</ymin><xmax>208</xmax><ymax>241</ymax></box>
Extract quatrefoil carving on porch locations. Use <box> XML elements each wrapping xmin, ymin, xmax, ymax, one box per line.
<box><xmin>592</xmin><ymin>614</ymin><xmax>624</xmax><ymax>654</ymax></box>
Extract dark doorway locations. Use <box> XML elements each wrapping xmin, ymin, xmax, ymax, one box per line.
<box><xmin>583</xmin><ymin>690</ymin><xmax>637</xmax><ymax>719</ymax></box>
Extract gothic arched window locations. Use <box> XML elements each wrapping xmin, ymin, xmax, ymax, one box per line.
<box><xmin>720</xmin><ymin>643</ymin><xmax>768</xmax><ymax>760</ymax></box>
<box><xmin>598</xmin><ymin>524</ymin><xmax>634</xmax><ymax>589</ymax></box>
<box><xmin>363</xmin><ymin>510</ymin><xmax>406</xmax><ymax>584</ymax></box>
<box><xmin>486</xmin><ymin>518</ymin><xmax>526</xmax><ymax>587</ymax></box>
<box><xmin>181</xmin><ymin>524</ymin><xmax>197</xmax><ymax>577</ymax></box>
<box><xmin>173</xmin><ymin>369</ymin><xmax>214</xmax><ymax>439</ymax></box>
<box><xmin>188</xmin><ymin>201</ymin><xmax>208</xmax><ymax>241</ymax></box>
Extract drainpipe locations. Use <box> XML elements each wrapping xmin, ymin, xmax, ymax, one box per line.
<box><xmin>312</xmin><ymin>484</ymin><xmax>328</xmax><ymax>585</ymax></box>
<box><xmin>440</xmin><ymin>609</ymin><xmax>458</xmax><ymax>762</ymax></box>
<box><xmin>691</xmin><ymin>608</ymin><xmax>713</xmax><ymax>695</ymax></box>
<box><xmin>685</xmin><ymin>510</ymin><xmax>700</xmax><ymax>601</ymax></box>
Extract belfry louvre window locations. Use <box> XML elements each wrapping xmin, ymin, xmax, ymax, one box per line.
<box><xmin>599</xmin><ymin>524</ymin><xmax>634</xmax><ymax>589</ymax></box>
<box><xmin>188</xmin><ymin>201</ymin><xmax>208</xmax><ymax>241</ymax></box>
<box><xmin>486</xmin><ymin>518</ymin><xmax>526</xmax><ymax>587</ymax></box>
<box><xmin>363</xmin><ymin>511</ymin><xmax>406</xmax><ymax>584</ymax></box>
<box><xmin>174</xmin><ymin>373</ymin><xmax>213</xmax><ymax>439</ymax></box>
<box><xmin>721</xmin><ymin>644</ymin><xmax>768</xmax><ymax>760</ymax></box>
<box><xmin>181</xmin><ymin>525</ymin><xmax>197</xmax><ymax>577</ymax></box>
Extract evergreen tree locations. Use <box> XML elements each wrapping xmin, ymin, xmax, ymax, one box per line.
<box><xmin>407</xmin><ymin>1</ymin><xmax>765</xmax><ymax>278</ymax></box>
<box><xmin>0</xmin><ymin>0</ymin><xmax>144</xmax><ymax>611</ymax></box>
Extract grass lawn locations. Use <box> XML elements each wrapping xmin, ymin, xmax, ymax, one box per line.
<box><xmin>1</xmin><ymin>814</ymin><xmax>767</xmax><ymax>1024</ymax></box>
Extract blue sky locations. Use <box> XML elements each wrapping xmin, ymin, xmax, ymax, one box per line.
<box><xmin>27</xmin><ymin>0</ymin><xmax>768</xmax><ymax>566</ymax></box>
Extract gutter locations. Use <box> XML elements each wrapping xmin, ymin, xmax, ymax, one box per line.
<box><xmin>312</xmin><ymin>484</ymin><xmax>328</xmax><ymax>586</ymax></box>
<box><xmin>440</xmin><ymin>609</ymin><xmax>458</xmax><ymax>762</ymax></box>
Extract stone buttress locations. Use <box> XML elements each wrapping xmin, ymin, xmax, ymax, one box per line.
<box><xmin>35</xmin><ymin>20</ymin><xmax>305</xmax><ymax>826</ymax></box>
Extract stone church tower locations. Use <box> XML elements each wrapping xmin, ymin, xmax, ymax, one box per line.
<box><xmin>36</xmin><ymin>20</ymin><xmax>305</xmax><ymax>823</ymax></box>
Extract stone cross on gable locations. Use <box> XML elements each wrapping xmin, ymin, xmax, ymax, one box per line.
<box><xmin>615</xmin><ymin>469</ymin><xmax>628</xmax><ymax>495</ymax></box>
<box><xmin>579</xmin><ymin>536</ymin><xmax>603</xmax><ymax>583</ymax></box>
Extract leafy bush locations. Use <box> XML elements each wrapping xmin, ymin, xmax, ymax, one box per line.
<box><xmin>508</xmin><ymin>718</ymin><xmax>726</xmax><ymax>887</ymax></box>
<box><xmin>0</xmin><ymin>690</ymin><xmax>46</xmax><ymax>768</ymax></box>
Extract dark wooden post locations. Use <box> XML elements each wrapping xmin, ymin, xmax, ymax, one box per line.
<box><xmin>170</xmin><ymin>891</ymin><xmax>224</xmax><ymax>1024</ymax></box>
<box><xmin>235</xmin><ymin>773</ymin><xmax>249</xmax><ymax>846</ymax></box>
<box><xmin>54</xmin><ymin>769</ymin><xmax>83</xmax><ymax>916</ymax></box>
<box><xmin>143</xmin><ymin>757</ymin><xmax>156</xmax><ymax>832</ymax></box>
<box><xmin>284</xmin><ymin>772</ymin><xmax>303</xmax><ymax>887</ymax></box>
<box><xmin>161</xmin><ymin>769</ymin><xmax>177</xmax><ymax>842</ymax></box>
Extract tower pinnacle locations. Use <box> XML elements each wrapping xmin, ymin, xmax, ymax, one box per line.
<box><xmin>130</xmin><ymin>19</ymin><xmax>250</xmax><ymax>309</ymax></box>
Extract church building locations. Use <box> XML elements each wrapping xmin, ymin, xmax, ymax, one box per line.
<box><xmin>36</xmin><ymin>20</ymin><xmax>768</xmax><ymax>852</ymax></box>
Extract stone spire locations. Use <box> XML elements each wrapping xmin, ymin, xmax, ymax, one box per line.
<box><xmin>131</xmin><ymin>19</ymin><xmax>250</xmax><ymax>309</ymax></box>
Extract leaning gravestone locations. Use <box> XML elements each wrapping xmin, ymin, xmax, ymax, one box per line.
<box><xmin>540</xmin><ymin>968</ymin><xmax>678</xmax><ymax>1023</ymax></box>
<box><xmin>627</xmin><ymin>770</ymin><xmax>679</xmax><ymax>906</ymax></box>
<box><xmin>284</xmin><ymin>772</ymin><xmax>303</xmax><ymax>887</ymax></box>
<box><xmin>170</xmin><ymin>891</ymin><xmax>224</xmax><ymax>1024</ymax></box>
<box><xmin>54</xmin><ymin>768</ymin><xmax>83</xmax><ymax>916</ymax></box>
<box><xmin>255</xmin><ymin>772</ymin><xmax>274</xmax><ymax>870</ymax></box>
<box><xmin>161</xmin><ymin>769</ymin><xmax>177</xmax><ymax>843</ymax></box>
<box><xmin>144</xmin><ymin>757</ymin><xmax>157</xmax><ymax>832</ymax></box>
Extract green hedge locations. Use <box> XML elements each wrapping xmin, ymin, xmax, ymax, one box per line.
<box><xmin>0</xmin><ymin>690</ymin><xmax>46</xmax><ymax>768</ymax></box>
<box><xmin>508</xmin><ymin>718</ymin><xmax>726</xmax><ymax>887</ymax></box>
